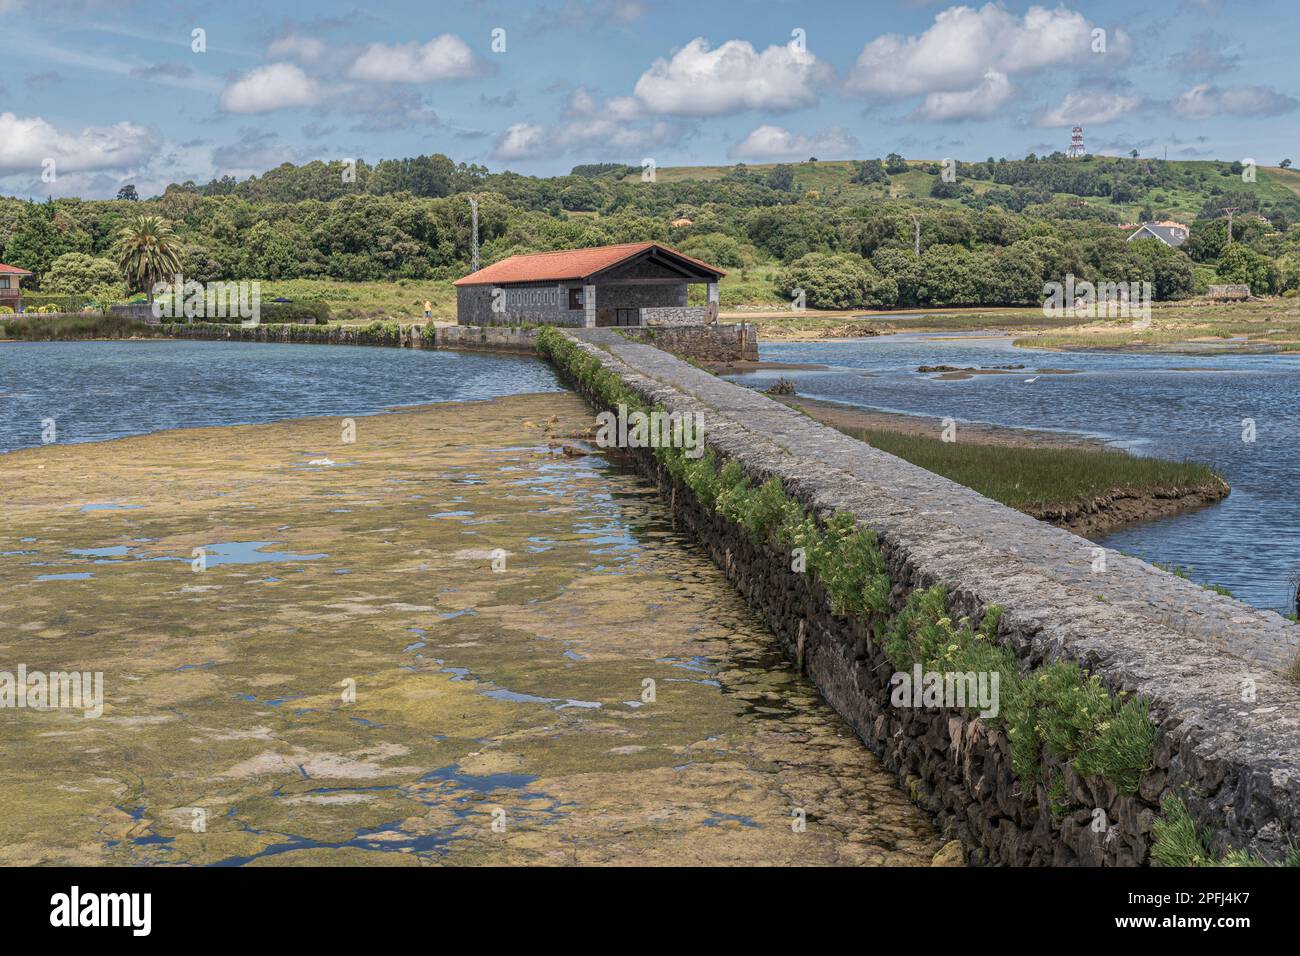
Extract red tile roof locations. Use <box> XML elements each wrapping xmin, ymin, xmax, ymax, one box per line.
<box><xmin>0</xmin><ymin>263</ymin><xmax>33</xmax><ymax>276</ymax></box>
<box><xmin>453</xmin><ymin>241</ymin><xmax>725</xmax><ymax>286</ymax></box>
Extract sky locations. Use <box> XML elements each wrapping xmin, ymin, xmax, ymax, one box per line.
<box><xmin>1</xmin><ymin>0</ymin><xmax>1297</xmax><ymax>198</ymax></box>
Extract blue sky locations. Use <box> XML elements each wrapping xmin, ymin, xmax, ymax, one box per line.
<box><xmin>1</xmin><ymin>0</ymin><xmax>1297</xmax><ymax>198</ymax></box>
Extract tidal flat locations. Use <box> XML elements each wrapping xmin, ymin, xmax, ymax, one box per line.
<box><xmin>0</xmin><ymin>391</ymin><xmax>942</xmax><ymax>866</ymax></box>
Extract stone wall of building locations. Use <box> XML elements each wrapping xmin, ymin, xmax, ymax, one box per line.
<box><xmin>640</xmin><ymin>306</ymin><xmax>708</xmax><ymax>326</ymax></box>
<box><xmin>456</xmin><ymin>284</ymin><xmax>581</xmax><ymax>327</ymax></box>
<box><xmin>553</xmin><ymin>328</ymin><xmax>1300</xmax><ymax>866</ymax></box>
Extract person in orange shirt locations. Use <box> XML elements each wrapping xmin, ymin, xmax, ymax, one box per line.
<box><xmin>423</xmin><ymin>300</ymin><xmax>432</xmax><ymax>321</ymax></box>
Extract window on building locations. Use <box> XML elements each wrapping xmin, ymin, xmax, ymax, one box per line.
<box><xmin>568</xmin><ymin>288</ymin><xmax>583</xmax><ymax>310</ymax></box>
<box><xmin>0</xmin><ymin>279</ymin><xmax>10</xmax><ymax>289</ymax></box>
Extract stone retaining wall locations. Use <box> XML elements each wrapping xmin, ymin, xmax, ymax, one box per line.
<box><xmin>157</xmin><ymin>322</ymin><xmax>539</xmax><ymax>355</ymax></box>
<box><xmin>557</xmin><ymin>327</ymin><xmax>1300</xmax><ymax>866</ymax></box>
<box><xmin>617</xmin><ymin>323</ymin><xmax>758</xmax><ymax>363</ymax></box>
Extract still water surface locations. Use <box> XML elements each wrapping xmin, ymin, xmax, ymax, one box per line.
<box><xmin>0</xmin><ymin>339</ymin><xmax>561</xmax><ymax>454</ymax></box>
<box><xmin>729</xmin><ymin>333</ymin><xmax>1300</xmax><ymax>613</ymax></box>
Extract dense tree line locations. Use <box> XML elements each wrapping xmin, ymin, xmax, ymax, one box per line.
<box><xmin>3</xmin><ymin>152</ymin><xmax>1300</xmax><ymax>309</ymax></box>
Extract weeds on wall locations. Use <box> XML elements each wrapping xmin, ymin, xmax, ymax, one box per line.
<box><xmin>1152</xmin><ymin>795</ymin><xmax>1300</xmax><ymax>867</ymax></box>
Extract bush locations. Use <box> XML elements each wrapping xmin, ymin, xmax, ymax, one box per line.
<box><xmin>260</xmin><ymin>300</ymin><xmax>332</xmax><ymax>324</ymax></box>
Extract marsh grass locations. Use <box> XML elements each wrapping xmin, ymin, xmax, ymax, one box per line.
<box><xmin>0</xmin><ymin>314</ymin><xmax>152</xmax><ymax>341</ymax></box>
<box><xmin>829</xmin><ymin>423</ymin><xmax>1223</xmax><ymax>513</ymax></box>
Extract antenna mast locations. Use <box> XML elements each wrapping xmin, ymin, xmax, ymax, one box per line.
<box><xmin>1068</xmin><ymin>126</ymin><xmax>1085</xmax><ymax>159</ymax></box>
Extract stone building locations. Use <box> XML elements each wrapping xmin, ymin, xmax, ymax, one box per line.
<box><xmin>454</xmin><ymin>241</ymin><xmax>724</xmax><ymax>328</ymax></box>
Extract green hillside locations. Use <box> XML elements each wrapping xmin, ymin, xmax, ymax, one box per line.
<box><xmin>626</xmin><ymin>156</ymin><xmax>1300</xmax><ymax>223</ymax></box>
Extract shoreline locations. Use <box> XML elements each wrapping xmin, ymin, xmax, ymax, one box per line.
<box><xmin>782</xmin><ymin>395</ymin><xmax>1229</xmax><ymax>538</ymax></box>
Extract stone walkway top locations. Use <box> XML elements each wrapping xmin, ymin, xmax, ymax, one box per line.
<box><xmin>573</xmin><ymin>328</ymin><xmax>1298</xmax><ymax>675</ymax></box>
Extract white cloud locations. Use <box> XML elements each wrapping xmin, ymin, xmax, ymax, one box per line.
<box><xmin>633</xmin><ymin>37</ymin><xmax>827</xmax><ymax>116</ymax></box>
<box><xmin>913</xmin><ymin>70</ymin><xmax>1013</xmax><ymax>121</ymax></box>
<box><xmin>348</xmin><ymin>34</ymin><xmax>481</xmax><ymax>84</ymax></box>
<box><xmin>847</xmin><ymin>4</ymin><xmax>1130</xmax><ymax>97</ymax></box>
<box><xmin>219</xmin><ymin>63</ymin><xmax>322</xmax><ymax>114</ymax></box>
<box><xmin>1171</xmin><ymin>83</ymin><xmax>1298</xmax><ymax>119</ymax></box>
<box><xmin>266</xmin><ymin>35</ymin><xmax>330</xmax><ymax>64</ymax></box>
<box><xmin>1038</xmin><ymin>90</ymin><xmax>1142</xmax><ymax>126</ymax></box>
<box><xmin>731</xmin><ymin>124</ymin><xmax>858</xmax><ymax>160</ymax></box>
<box><xmin>493</xmin><ymin>87</ymin><xmax>677</xmax><ymax>162</ymax></box>
<box><xmin>0</xmin><ymin>112</ymin><xmax>158</xmax><ymax>174</ymax></box>
<box><xmin>493</xmin><ymin>123</ymin><xmax>557</xmax><ymax>161</ymax></box>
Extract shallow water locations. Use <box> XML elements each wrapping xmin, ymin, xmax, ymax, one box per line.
<box><xmin>0</xmin><ymin>391</ymin><xmax>941</xmax><ymax>866</ymax></box>
<box><xmin>730</xmin><ymin>333</ymin><xmax>1300</xmax><ymax>613</ymax></box>
<box><xmin>0</xmin><ymin>339</ymin><xmax>562</xmax><ymax>453</ymax></box>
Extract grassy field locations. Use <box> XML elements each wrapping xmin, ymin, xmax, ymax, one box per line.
<box><xmin>1012</xmin><ymin>299</ymin><xmax>1300</xmax><ymax>351</ymax></box>
<box><xmin>258</xmin><ymin>278</ymin><xmax>458</xmax><ymax>323</ymax></box>
<box><xmin>828</xmin><ymin>422</ymin><xmax>1225</xmax><ymax>515</ymax></box>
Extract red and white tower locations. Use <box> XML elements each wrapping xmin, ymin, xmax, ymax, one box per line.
<box><xmin>1068</xmin><ymin>126</ymin><xmax>1085</xmax><ymax>158</ymax></box>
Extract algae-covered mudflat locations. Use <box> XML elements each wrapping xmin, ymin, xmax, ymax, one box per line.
<box><xmin>0</xmin><ymin>391</ymin><xmax>941</xmax><ymax>866</ymax></box>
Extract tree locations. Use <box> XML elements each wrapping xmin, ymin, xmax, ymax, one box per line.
<box><xmin>43</xmin><ymin>253</ymin><xmax>125</xmax><ymax>298</ymax></box>
<box><xmin>1217</xmin><ymin>245</ymin><xmax>1278</xmax><ymax>295</ymax></box>
<box><xmin>774</xmin><ymin>252</ymin><xmax>892</xmax><ymax>309</ymax></box>
<box><xmin>885</xmin><ymin>153</ymin><xmax>908</xmax><ymax>175</ymax></box>
<box><xmin>1281</xmin><ymin>159</ymin><xmax>1293</xmax><ymax>169</ymax></box>
<box><xmin>116</xmin><ymin>185</ymin><xmax>140</xmax><ymax>201</ymax></box>
<box><xmin>851</xmin><ymin>159</ymin><xmax>887</xmax><ymax>185</ymax></box>
<box><xmin>766</xmin><ymin>164</ymin><xmax>795</xmax><ymax>191</ymax></box>
<box><xmin>113</xmin><ymin>215</ymin><xmax>183</xmax><ymax>303</ymax></box>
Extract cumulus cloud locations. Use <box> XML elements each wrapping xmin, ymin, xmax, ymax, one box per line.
<box><xmin>493</xmin><ymin>123</ymin><xmax>556</xmax><ymax>161</ymax></box>
<box><xmin>491</xmin><ymin>88</ymin><xmax>677</xmax><ymax>162</ymax></box>
<box><xmin>220</xmin><ymin>63</ymin><xmax>322</xmax><ymax>114</ymax></box>
<box><xmin>1172</xmin><ymin>83</ymin><xmax>1298</xmax><ymax>118</ymax></box>
<box><xmin>847</xmin><ymin>4</ymin><xmax>1130</xmax><ymax>97</ymax></box>
<box><xmin>0</xmin><ymin>112</ymin><xmax>158</xmax><ymax>174</ymax></box>
<box><xmin>633</xmin><ymin>37</ymin><xmax>828</xmax><ymax>116</ymax></box>
<box><xmin>348</xmin><ymin>34</ymin><xmax>482</xmax><ymax>83</ymax></box>
<box><xmin>912</xmin><ymin>70</ymin><xmax>1012</xmax><ymax>121</ymax></box>
<box><xmin>1038</xmin><ymin>90</ymin><xmax>1142</xmax><ymax>126</ymax></box>
<box><xmin>730</xmin><ymin>124</ymin><xmax>858</xmax><ymax>160</ymax></box>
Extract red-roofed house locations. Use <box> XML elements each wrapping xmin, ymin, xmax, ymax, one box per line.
<box><xmin>0</xmin><ymin>263</ymin><xmax>33</xmax><ymax>312</ymax></box>
<box><xmin>453</xmin><ymin>242</ymin><xmax>725</xmax><ymax>328</ymax></box>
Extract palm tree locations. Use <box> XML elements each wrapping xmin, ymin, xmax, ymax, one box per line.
<box><xmin>114</xmin><ymin>215</ymin><xmax>182</xmax><ymax>304</ymax></box>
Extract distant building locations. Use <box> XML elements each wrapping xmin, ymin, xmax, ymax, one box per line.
<box><xmin>0</xmin><ymin>262</ymin><xmax>33</xmax><ymax>312</ymax></box>
<box><xmin>1126</xmin><ymin>221</ymin><xmax>1189</xmax><ymax>248</ymax></box>
<box><xmin>454</xmin><ymin>241</ymin><xmax>725</xmax><ymax>328</ymax></box>
<box><xmin>671</xmin><ymin>217</ymin><xmax>693</xmax><ymax>227</ymax></box>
